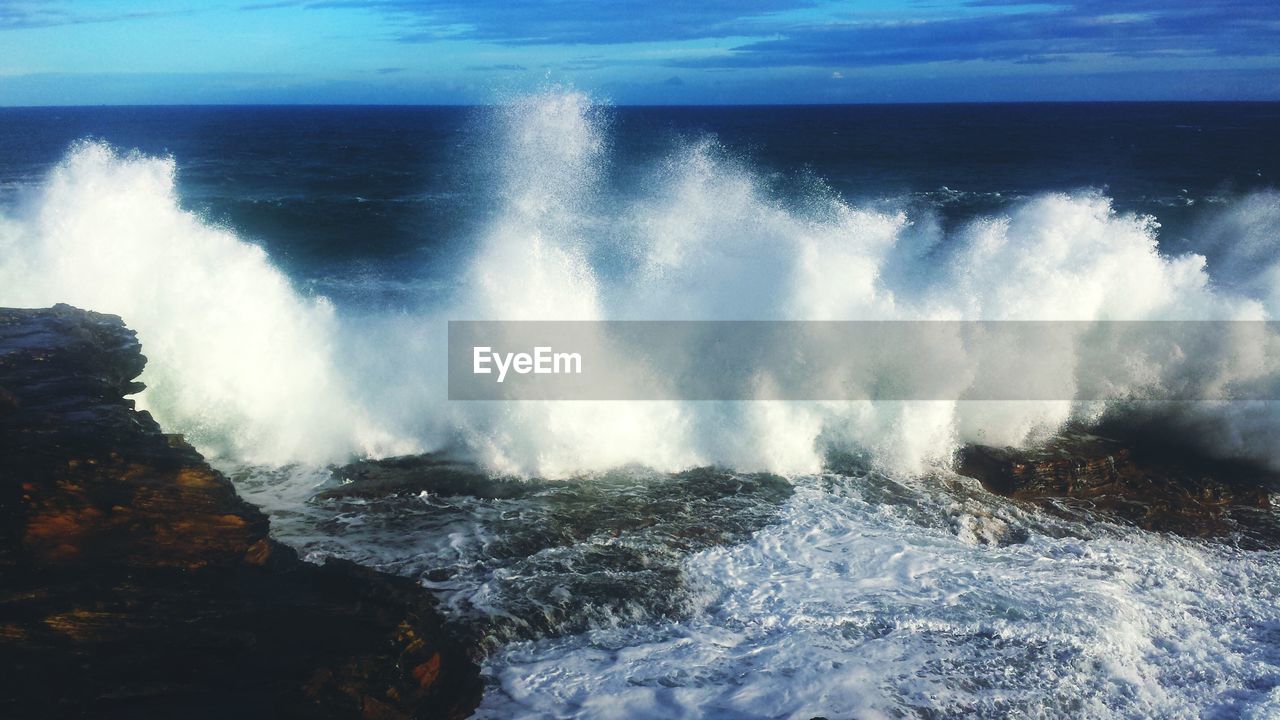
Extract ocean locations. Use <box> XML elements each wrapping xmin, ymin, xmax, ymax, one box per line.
<box><xmin>3</xmin><ymin>93</ymin><xmax>1280</xmax><ymax>718</ymax></box>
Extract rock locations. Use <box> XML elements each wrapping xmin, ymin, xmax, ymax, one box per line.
<box><xmin>324</xmin><ymin>454</ymin><xmax>531</xmax><ymax>500</ymax></box>
<box><xmin>957</xmin><ymin>427</ymin><xmax>1280</xmax><ymax>547</ymax></box>
<box><xmin>318</xmin><ymin>458</ymin><xmax>795</xmax><ymax>645</ymax></box>
<box><xmin>0</xmin><ymin>305</ymin><xmax>482</xmax><ymax>719</ymax></box>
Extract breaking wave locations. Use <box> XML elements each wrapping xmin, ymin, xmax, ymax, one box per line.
<box><xmin>1</xmin><ymin>91</ymin><xmax>1279</xmax><ymax>475</ymax></box>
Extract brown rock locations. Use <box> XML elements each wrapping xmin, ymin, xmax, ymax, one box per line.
<box><xmin>957</xmin><ymin>427</ymin><xmax>1280</xmax><ymax>547</ymax></box>
<box><xmin>0</xmin><ymin>305</ymin><xmax>482</xmax><ymax>719</ymax></box>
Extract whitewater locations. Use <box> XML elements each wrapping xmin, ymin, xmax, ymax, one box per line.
<box><xmin>3</xmin><ymin>91</ymin><xmax>1280</xmax><ymax>717</ymax></box>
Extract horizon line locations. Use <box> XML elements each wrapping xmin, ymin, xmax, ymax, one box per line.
<box><xmin>3</xmin><ymin>98</ymin><xmax>1280</xmax><ymax>110</ymax></box>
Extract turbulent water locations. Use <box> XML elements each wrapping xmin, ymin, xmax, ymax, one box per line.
<box><xmin>3</xmin><ymin>94</ymin><xmax>1280</xmax><ymax>717</ymax></box>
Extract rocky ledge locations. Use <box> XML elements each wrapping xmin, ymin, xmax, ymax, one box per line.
<box><xmin>0</xmin><ymin>305</ymin><xmax>481</xmax><ymax>719</ymax></box>
<box><xmin>958</xmin><ymin>427</ymin><xmax>1280</xmax><ymax>548</ymax></box>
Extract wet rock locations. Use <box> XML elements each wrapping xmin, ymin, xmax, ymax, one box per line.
<box><xmin>324</xmin><ymin>454</ymin><xmax>532</xmax><ymax>500</ymax></box>
<box><xmin>0</xmin><ymin>305</ymin><xmax>482</xmax><ymax>719</ymax></box>
<box><xmin>949</xmin><ymin>511</ymin><xmax>1031</xmax><ymax>547</ymax></box>
<box><xmin>315</xmin><ymin>458</ymin><xmax>794</xmax><ymax>646</ymax></box>
<box><xmin>957</xmin><ymin>427</ymin><xmax>1280</xmax><ymax>547</ymax></box>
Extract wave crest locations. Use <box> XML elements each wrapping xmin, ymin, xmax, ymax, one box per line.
<box><xmin>3</xmin><ymin>95</ymin><xmax>1279</xmax><ymax>476</ymax></box>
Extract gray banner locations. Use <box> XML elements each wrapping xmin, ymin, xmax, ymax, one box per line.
<box><xmin>448</xmin><ymin>320</ymin><xmax>1280</xmax><ymax>401</ymax></box>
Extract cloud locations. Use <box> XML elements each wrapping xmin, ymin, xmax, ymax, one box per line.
<box><xmin>309</xmin><ymin>0</ymin><xmax>817</xmax><ymax>45</ymax></box>
<box><xmin>0</xmin><ymin>1</ymin><xmax>71</xmax><ymax>30</ymax></box>
<box><xmin>0</xmin><ymin>1</ymin><xmax>191</xmax><ymax>30</ymax></box>
<box><xmin>238</xmin><ymin>1</ymin><xmax>299</xmax><ymax>9</ymax></box>
<box><xmin>282</xmin><ymin>0</ymin><xmax>1279</xmax><ymax>73</ymax></box>
<box><xmin>669</xmin><ymin>1</ymin><xmax>1280</xmax><ymax>69</ymax></box>
<box><xmin>465</xmin><ymin>63</ymin><xmax>528</xmax><ymax>71</ymax></box>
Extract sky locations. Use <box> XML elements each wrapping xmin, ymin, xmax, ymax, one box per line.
<box><xmin>0</xmin><ymin>0</ymin><xmax>1277</xmax><ymax>105</ymax></box>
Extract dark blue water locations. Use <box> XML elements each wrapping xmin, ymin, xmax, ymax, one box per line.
<box><xmin>2</xmin><ymin>103</ymin><xmax>1277</xmax><ymax>290</ymax></box>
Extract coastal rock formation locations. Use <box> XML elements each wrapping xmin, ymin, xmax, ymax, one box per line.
<box><xmin>0</xmin><ymin>304</ymin><xmax>481</xmax><ymax>719</ymax></box>
<box><xmin>957</xmin><ymin>428</ymin><xmax>1280</xmax><ymax>547</ymax></box>
<box><xmin>322</xmin><ymin>455</ymin><xmax>795</xmax><ymax>645</ymax></box>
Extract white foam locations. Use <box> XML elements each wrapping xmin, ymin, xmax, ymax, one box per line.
<box><xmin>477</xmin><ymin>474</ymin><xmax>1280</xmax><ymax>719</ymax></box>
<box><xmin>441</xmin><ymin>94</ymin><xmax>1280</xmax><ymax>476</ymax></box>
<box><xmin>2</xmin><ymin>94</ymin><xmax>1280</xmax><ymax>476</ymax></box>
<box><xmin>0</xmin><ymin>141</ymin><xmax>411</xmax><ymax>464</ymax></box>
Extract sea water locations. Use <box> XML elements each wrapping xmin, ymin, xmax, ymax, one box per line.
<box><xmin>2</xmin><ymin>93</ymin><xmax>1280</xmax><ymax>717</ymax></box>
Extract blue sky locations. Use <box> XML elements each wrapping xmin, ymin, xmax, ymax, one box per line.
<box><xmin>1</xmin><ymin>0</ymin><xmax>1277</xmax><ymax>104</ymax></box>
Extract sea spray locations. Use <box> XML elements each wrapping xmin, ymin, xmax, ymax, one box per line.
<box><xmin>0</xmin><ymin>141</ymin><xmax>411</xmax><ymax>464</ymax></box>
<box><xmin>442</xmin><ymin>90</ymin><xmax>701</xmax><ymax>475</ymax></box>
<box><xmin>2</xmin><ymin>94</ymin><xmax>1280</xmax><ymax>476</ymax></box>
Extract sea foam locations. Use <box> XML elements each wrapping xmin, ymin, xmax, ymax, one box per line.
<box><xmin>2</xmin><ymin>93</ymin><xmax>1279</xmax><ymax>476</ymax></box>
<box><xmin>0</xmin><ymin>141</ymin><xmax>411</xmax><ymax>464</ymax></box>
